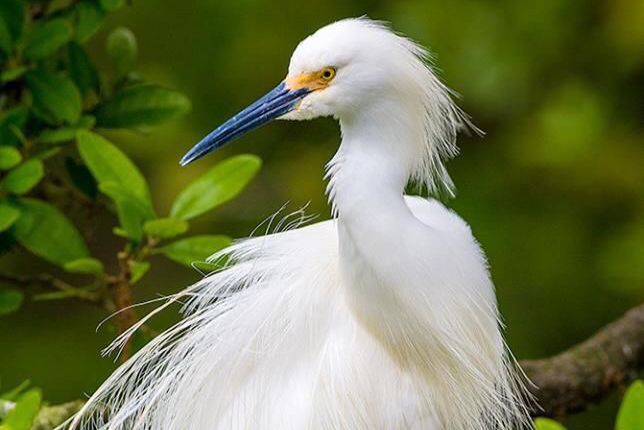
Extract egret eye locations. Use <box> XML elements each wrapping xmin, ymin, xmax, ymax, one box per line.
<box><xmin>320</xmin><ymin>67</ymin><xmax>336</xmax><ymax>81</ymax></box>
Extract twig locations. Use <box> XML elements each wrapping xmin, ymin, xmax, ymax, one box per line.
<box><xmin>106</xmin><ymin>238</ymin><xmax>158</xmax><ymax>361</ymax></box>
<box><xmin>0</xmin><ymin>272</ymin><xmax>100</xmax><ymax>303</ymax></box>
<box><xmin>107</xmin><ymin>251</ymin><xmax>137</xmax><ymax>361</ymax></box>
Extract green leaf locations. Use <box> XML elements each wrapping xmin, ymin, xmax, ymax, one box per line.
<box><xmin>33</xmin><ymin>288</ymin><xmax>91</xmax><ymax>302</ymax></box>
<box><xmin>76</xmin><ymin>130</ymin><xmax>151</xmax><ymax>205</ymax></box>
<box><xmin>0</xmin><ymin>66</ymin><xmax>27</xmax><ymax>83</ymax></box>
<box><xmin>64</xmin><ymin>157</ymin><xmax>97</xmax><ymax>199</ymax></box>
<box><xmin>68</xmin><ymin>42</ymin><xmax>99</xmax><ymax>95</ymax></box>
<box><xmin>0</xmin><ymin>381</ymin><xmax>30</xmax><ymax>402</ymax></box>
<box><xmin>1</xmin><ymin>160</ymin><xmax>44</xmax><ymax>195</ymax></box>
<box><xmin>63</xmin><ymin>257</ymin><xmax>104</xmax><ymax>275</ymax></box>
<box><xmin>0</xmin><ymin>0</ymin><xmax>25</xmax><ymax>43</ymax></box>
<box><xmin>129</xmin><ymin>261</ymin><xmax>150</xmax><ymax>284</ymax></box>
<box><xmin>0</xmin><ymin>146</ymin><xmax>22</xmax><ymax>170</ymax></box>
<box><xmin>47</xmin><ymin>0</ymin><xmax>77</xmax><ymax>15</ymax></box>
<box><xmin>38</xmin><ymin>115</ymin><xmax>96</xmax><ymax>145</ymax></box>
<box><xmin>74</xmin><ymin>1</ymin><xmax>106</xmax><ymax>43</ymax></box>
<box><xmin>0</xmin><ymin>289</ymin><xmax>23</xmax><ymax>316</ymax></box>
<box><xmin>617</xmin><ymin>380</ymin><xmax>644</xmax><ymax>430</ymax></box>
<box><xmin>24</xmin><ymin>18</ymin><xmax>73</xmax><ymax>60</ymax></box>
<box><xmin>171</xmin><ymin>155</ymin><xmax>261</xmax><ymax>220</ymax></box>
<box><xmin>0</xmin><ymin>202</ymin><xmax>20</xmax><ymax>232</ymax></box>
<box><xmin>99</xmin><ymin>182</ymin><xmax>154</xmax><ymax>241</ymax></box>
<box><xmin>12</xmin><ymin>198</ymin><xmax>89</xmax><ymax>266</ymax></box>
<box><xmin>95</xmin><ymin>84</ymin><xmax>191</xmax><ymax>128</ymax></box>
<box><xmin>533</xmin><ymin>418</ymin><xmax>566</xmax><ymax>430</ymax></box>
<box><xmin>77</xmin><ymin>115</ymin><xmax>96</xmax><ymax>129</ymax></box>
<box><xmin>159</xmin><ymin>235</ymin><xmax>232</xmax><ymax>267</ymax></box>
<box><xmin>77</xmin><ymin>132</ymin><xmax>154</xmax><ymax>239</ymax></box>
<box><xmin>0</xmin><ymin>107</ymin><xmax>27</xmax><ymax>126</ymax></box>
<box><xmin>99</xmin><ymin>0</ymin><xmax>125</xmax><ymax>12</ymax></box>
<box><xmin>6</xmin><ymin>125</ymin><xmax>26</xmax><ymax>146</ymax></box>
<box><xmin>106</xmin><ymin>27</ymin><xmax>137</xmax><ymax>79</ymax></box>
<box><xmin>38</xmin><ymin>127</ymin><xmax>78</xmax><ymax>145</ymax></box>
<box><xmin>112</xmin><ymin>227</ymin><xmax>128</xmax><ymax>237</ymax></box>
<box><xmin>143</xmin><ymin>217</ymin><xmax>188</xmax><ymax>239</ymax></box>
<box><xmin>0</xmin><ymin>15</ymin><xmax>11</xmax><ymax>55</ymax></box>
<box><xmin>0</xmin><ymin>388</ymin><xmax>41</xmax><ymax>429</ymax></box>
<box><xmin>191</xmin><ymin>261</ymin><xmax>220</xmax><ymax>273</ymax></box>
<box><xmin>0</xmin><ymin>107</ymin><xmax>28</xmax><ymax>147</ymax></box>
<box><xmin>32</xmin><ymin>148</ymin><xmax>61</xmax><ymax>162</ymax></box>
<box><xmin>26</xmin><ymin>70</ymin><xmax>81</xmax><ymax>125</ymax></box>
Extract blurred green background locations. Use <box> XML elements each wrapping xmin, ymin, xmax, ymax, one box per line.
<box><xmin>1</xmin><ymin>0</ymin><xmax>643</xmax><ymax>429</ymax></box>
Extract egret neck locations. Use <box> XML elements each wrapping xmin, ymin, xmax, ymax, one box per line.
<box><xmin>327</xmin><ymin>99</ymin><xmax>435</xmax><ymax>357</ymax></box>
<box><xmin>328</xmin><ymin>98</ymin><xmax>423</xmax><ymax>221</ymax></box>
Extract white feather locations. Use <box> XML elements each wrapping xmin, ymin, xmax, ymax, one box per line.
<box><xmin>63</xmin><ymin>18</ymin><xmax>531</xmax><ymax>430</ymax></box>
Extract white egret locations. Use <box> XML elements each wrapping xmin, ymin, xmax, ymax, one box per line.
<box><xmin>66</xmin><ymin>18</ymin><xmax>531</xmax><ymax>430</ymax></box>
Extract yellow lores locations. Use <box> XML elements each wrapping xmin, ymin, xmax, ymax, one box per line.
<box><xmin>285</xmin><ymin>67</ymin><xmax>336</xmax><ymax>91</ymax></box>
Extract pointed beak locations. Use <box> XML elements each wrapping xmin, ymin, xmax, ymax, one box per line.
<box><xmin>180</xmin><ymin>82</ymin><xmax>310</xmax><ymax>165</ymax></box>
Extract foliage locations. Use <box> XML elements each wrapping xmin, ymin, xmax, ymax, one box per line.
<box><xmin>0</xmin><ymin>289</ymin><xmax>22</xmax><ymax>315</ymax></box>
<box><xmin>616</xmin><ymin>380</ymin><xmax>644</xmax><ymax>430</ymax></box>
<box><xmin>0</xmin><ymin>0</ymin><xmax>642</xmax><ymax>429</ymax></box>
<box><xmin>534</xmin><ymin>418</ymin><xmax>567</xmax><ymax>430</ymax></box>
<box><xmin>0</xmin><ymin>0</ymin><xmax>260</xmax><ymax>318</ymax></box>
<box><xmin>0</xmin><ymin>387</ymin><xmax>41</xmax><ymax>430</ymax></box>
<box><xmin>0</xmin><ymin>4</ymin><xmax>261</xmax><ymax>418</ymax></box>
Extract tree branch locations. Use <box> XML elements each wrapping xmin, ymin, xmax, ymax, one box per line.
<box><xmin>106</xmin><ymin>240</ymin><xmax>157</xmax><ymax>362</ymax></box>
<box><xmin>106</xmin><ymin>251</ymin><xmax>138</xmax><ymax>362</ymax></box>
<box><xmin>520</xmin><ymin>302</ymin><xmax>644</xmax><ymax>418</ymax></box>
<box><xmin>15</xmin><ymin>304</ymin><xmax>641</xmax><ymax>430</ymax></box>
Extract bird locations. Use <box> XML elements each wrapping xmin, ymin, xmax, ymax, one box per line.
<box><xmin>65</xmin><ymin>18</ymin><xmax>531</xmax><ymax>430</ymax></box>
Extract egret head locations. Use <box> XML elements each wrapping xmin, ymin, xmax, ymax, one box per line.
<box><xmin>181</xmin><ymin>18</ymin><xmax>469</xmax><ymax>194</ymax></box>
<box><xmin>281</xmin><ymin>18</ymin><xmax>436</xmax><ymax>121</ymax></box>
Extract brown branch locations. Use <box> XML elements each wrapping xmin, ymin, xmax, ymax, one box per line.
<box><xmin>107</xmin><ymin>252</ymin><xmax>138</xmax><ymax>362</ymax></box>
<box><xmin>106</xmin><ymin>240</ymin><xmax>157</xmax><ymax>361</ymax></box>
<box><xmin>520</xmin><ymin>302</ymin><xmax>644</xmax><ymax>418</ymax></box>
<box><xmin>109</xmin><ymin>278</ymin><xmax>137</xmax><ymax>361</ymax></box>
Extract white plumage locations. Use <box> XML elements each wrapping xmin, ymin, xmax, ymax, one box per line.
<box><xmin>65</xmin><ymin>18</ymin><xmax>531</xmax><ymax>430</ymax></box>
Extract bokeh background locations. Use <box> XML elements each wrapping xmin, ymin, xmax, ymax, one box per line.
<box><xmin>1</xmin><ymin>0</ymin><xmax>643</xmax><ymax>428</ymax></box>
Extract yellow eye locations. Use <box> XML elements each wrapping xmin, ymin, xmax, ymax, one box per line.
<box><xmin>320</xmin><ymin>67</ymin><xmax>336</xmax><ymax>81</ymax></box>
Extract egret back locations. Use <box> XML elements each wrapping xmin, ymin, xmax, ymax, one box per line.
<box><xmin>64</xmin><ymin>197</ymin><xmax>528</xmax><ymax>430</ymax></box>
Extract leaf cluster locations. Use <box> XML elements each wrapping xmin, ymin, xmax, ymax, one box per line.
<box><xmin>0</xmin><ymin>1</ymin><xmax>260</xmax><ymax>318</ymax></box>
